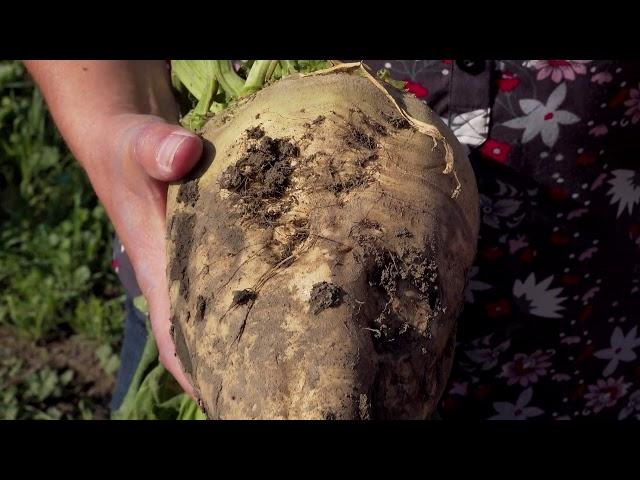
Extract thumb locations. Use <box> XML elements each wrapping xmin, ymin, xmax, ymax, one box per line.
<box><xmin>122</xmin><ymin>115</ymin><xmax>203</xmax><ymax>182</ymax></box>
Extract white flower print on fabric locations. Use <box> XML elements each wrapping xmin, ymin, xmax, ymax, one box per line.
<box><xmin>465</xmin><ymin>266</ymin><xmax>491</xmax><ymax>303</ymax></box>
<box><xmin>591</xmin><ymin>72</ymin><xmax>613</xmax><ymax>85</ymax></box>
<box><xmin>449</xmin><ymin>381</ymin><xmax>468</xmax><ymax>396</ymax></box>
<box><xmin>508</xmin><ymin>235</ymin><xmax>528</xmax><ymax>254</ymax></box>
<box><xmin>579</xmin><ymin>246</ymin><xmax>599</xmax><ymax>262</ymax></box>
<box><xmin>489</xmin><ymin>388</ymin><xmax>544</xmax><ymax>420</ymax></box>
<box><xmin>582</xmin><ymin>286</ymin><xmax>600</xmax><ymax>303</ymax></box>
<box><xmin>624</xmin><ymin>83</ymin><xmax>640</xmax><ymax>124</ymax></box>
<box><xmin>584</xmin><ymin>376</ymin><xmax>631</xmax><ymax>413</ymax></box>
<box><xmin>529</xmin><ymin>60</ymin><xmax>591</xmax><ymax>83</ymax></box>
<box><xmin>619</xmin><ymin>390</ymin><xmax>640</xmax><ymax>420</ymax></box>
<box><xmin>480</xmin><ymin>195</ymin><xmax>521</xmax><ymax>229</ymax></box>
<box><xmin>588</xmin><ymin>124</ymin><xmax>608</xmax><ymax>137</ymax></box>
<box><xmin>496</xmin><ymin>179</ymin><xmax>527</xmax><ymax>199</ymax></box>
<box><xmin>606</xmin><ymin>169</ymin><xmax>640</xmax><ymax>218</ymax></box>
<box><xmin>465</xmin><ymin>336</ymin><xmax>511</xmax><ymax>371</ymax></box>
<box><xmin>502</xmin><ymin>83</ymin><xmax>580</xmax><ymax>148</ymax></box>
<box><xmin>501</xmin><ymin>350</ymin><xmax>553</xmax><ymax>387</ymax></box>
<box><xmin>513</xmin><ymin>273</ymin><xmax>567</xmax><ymax>319</ymax></box>
<box><xmin>447</xmin><ymin>108</ymin><xmax>490</xmax><ymax>146</ymax></box>
<box><xmin>560</xmin><ymin>336</ymin><xmax>581</xmax><ymax>345</ymax></box>
<box><xmin>594</xmin><ymin>326</ymin><xmax>640</xmax><ymax>377</ymax></box>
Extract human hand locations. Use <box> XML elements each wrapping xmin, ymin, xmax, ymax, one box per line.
<box><xmin>24</xmin><ymin>60</ymin><xmax>203</xmax><ymax>396</ymax></box>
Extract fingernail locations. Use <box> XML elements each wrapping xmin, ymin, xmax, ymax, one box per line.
<box><xmin>158</xmin><ymin>132</ymin><xmax>196</xmax><ymax>171</ymax></box>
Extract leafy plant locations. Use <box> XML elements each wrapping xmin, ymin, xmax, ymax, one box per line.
<box><xmin>112</xmin><ymin>296</ymin><xmax>206</xmax><ymax>420</ymax></box>
<box><xmin>0</xmin><ymin>60</ymin><xmax>125</xmax><ymax>419</ymax></box>
<box><xmin>0</xmin><ymin>60</ymin><xmax>124</xmax><ymax>342</ymax></box>
<box><xmin>0</xmin><ymin>344</ymin><xmax>91</xmax><ymax>420</ymax></box>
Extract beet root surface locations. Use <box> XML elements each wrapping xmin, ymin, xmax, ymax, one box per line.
<box><xmin>166</xmin><ymin>72</ymin><xmax>480</xmax><ymax>419</ymax></box>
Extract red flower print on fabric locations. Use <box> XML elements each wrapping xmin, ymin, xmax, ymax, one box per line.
<box><xmin>609</xmin><ymin>87</ymin><xmax>631</xmax><ymax>108</ymax></box>
<box><xmin>480</xmin><ymin>139</ymin><xmax>512</xmax><ymax>163</ymax></box>
<box><xmin>481</xmin><ymin>245</ymin><xmax>504</xmax><ymax>261</ymax></box>
<box><xmin>404</xmin><ymin>80</ymin><xmax>428</xmax><ymax>98</ymax></box>
<box><xmin>548</xmin><ymin>186</ymin><xmax>569</xmax><ymax>201</ymax></box>
<box><xmin>576</xmin><ymin>152</ymin><xmax>597</xmax><ymax>166</ymax></box>
<box><xmin>486</xmin><ymin>299</ymin><xmax>512</xmax><ymax>318</ymax></box>
<box><xmin>520</xmin><ymin>247</ymin><xmax>535</xmax><ymax>263</ymax></box>
<box><xmin>498</xmin><ymin>71</ymin><xmax>520</xmax><ymax>92</ymax></box>
<box><xmin>549</xmin><ymin>231</ymin><xmax>571</xmax><ymax>245</ymax></box>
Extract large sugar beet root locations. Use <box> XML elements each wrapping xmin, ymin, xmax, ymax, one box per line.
<box><xmin>166</xmin><ymin>72</ymin><xmax>479</xmax><ymax>419</ymax></box>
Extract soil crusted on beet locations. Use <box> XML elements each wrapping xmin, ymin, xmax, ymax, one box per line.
<box><xmin>177</xmin><ymin>180</ymin><xmax>199</xmax><ymax>207</ymax></box>
<box><xmin>395</xmin><ymin>227</ymin><xmax>412</xmax><ymax>238</ymax></box>
<box><xmin>169</xmin><ymin>213</ymin><xmax>196</xmax><ymax>299</ymax></box>
<box><xmin>220</xmin><ymin>135</ymin><xmax>300</xmax><ymax>226</ymax></box>
<box><xmin>232</xmin><ymin>289</ymin><xmax>256</xmax><ymax>306</ymax></box>
<box><xmin>195</xmin><ymin>295</ymin><xmax>209</xmax><ymax>322</ymax></box>
<box><xmin>381</xmin><ymin>111</ymin><xmax>410</xmax><ymax>130</ymax></box>
<box><xmin>349</xmin><ymin>219</ymin><xmax>442</xmax><ymax>345</ymax></box>
<box><xmin>344</xmin><ymin>125</ymin><xmax>377</xmax><ymax>150</ymax></box>
<box><xmin>321</xmin><ymin>112</ymin><xmax>382</xmax><ymax>196</ymax></box>
<box><xmin>303</xmin><ymin>115</ymin><xmax>326</xmax><ymax>128</ymax></box>
<box><xmin>326</xmin><ymin>156</ymin><xmax>370</xmax><ymax>195</ymax></box>
<box><xmin>246</xmin><ymin>125</ymin><xmax>265</xmax><ymax>139</ymax></box>
<box><xmin>359</xmin><ymin>393</ymin><xmax>372</xmax><ymax>420</ymax></box>
<box><xmin>309</xmin><ymin>282</ymin><xmax>344</xmax><ymax>315</ymax></box>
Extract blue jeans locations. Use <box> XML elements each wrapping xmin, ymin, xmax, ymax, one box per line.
<box><xmin>110</xmin><ymin>295</ymin><xmax>148</xmax><ymax>412</ymax></box>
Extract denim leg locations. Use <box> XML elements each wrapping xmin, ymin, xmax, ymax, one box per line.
<box><xmin>110</xmin><ymin>295</ymin><xmax>148</xmax><ymax>412</ymax></box>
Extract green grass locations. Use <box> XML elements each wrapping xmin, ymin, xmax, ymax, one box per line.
<box><xmin>0</xmin><ymin>60</ymin><xmax>125</xmax><ymax>419</ymax></box>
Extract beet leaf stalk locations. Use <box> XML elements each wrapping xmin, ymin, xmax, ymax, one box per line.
<box><xmin>171</xmin><ymin>60</ymin><xmax>331</xmax><ymax>130</ymax></box>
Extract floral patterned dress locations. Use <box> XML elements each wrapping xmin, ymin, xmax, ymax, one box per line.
<box><xmin>112</xmin><ymin>60</ymin><xmax>640</xmax><ymax>420</ymax></box>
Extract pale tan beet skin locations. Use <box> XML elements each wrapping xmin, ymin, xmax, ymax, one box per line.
<box><xmin>166</xmin><ymin>72</ymin><xmax>480</xmax><ymax>419</ymax></box>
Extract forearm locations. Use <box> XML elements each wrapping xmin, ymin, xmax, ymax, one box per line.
<box><xmin>24</xmin><ymin>61</ymin><xmax>174</xmax><ymax>126</ymax></box>
<box><xmin>23</xmin><ymin>60</ymin><xmax>201</xmax><ymax>391</ymax></box>
<box><xmin>23</xmin><ymin>61</ymin><xmax>184</xmax><ymax>287</ymax></box>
